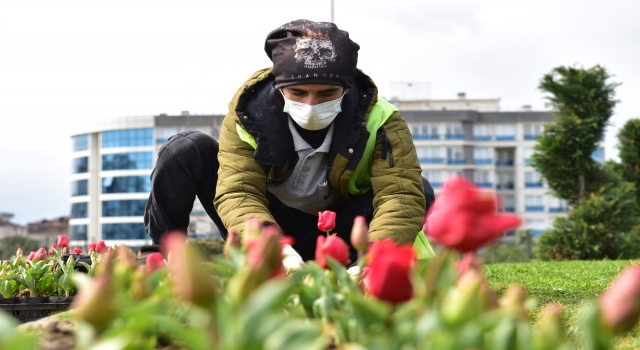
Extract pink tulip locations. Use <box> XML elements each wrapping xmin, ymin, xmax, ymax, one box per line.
<box><xmin>33</xmin><ymin>248</ymin><xmax>47</xmax><ymax>261</ymax></box>
<box><xmin>315</xmin><ymin>235</ymin><xmax>350</xmax><ymax>269</ymax></box>
<box><xmin>48</xmin><ymin>243</ymin><xmax>57</xmax><ymax>256</ymax></box>
<box><xmin>317</xmin><ymin>210</ymin><xmax>337</xmax><ymax>233</ymax></box>
<box><xmin>365</xmin><ymin>239</ymin><xmax>415</xmax><ymax>304</ymax></box>
<box><xmin>599</xmin><ymin>265</ymin><xmax>640</xmax><ymax>332</ymax></box>
<box><xmin>26</xmin><ymin>251</ymin><xmax>36</xmax><ymax>261</ymax></box>
<box><xmin>57</xmin><ymin>234</ymin><xmax>69</xmax><ymax>248</ymax></box>
<box><xmin>145</xmin><ymin>252</ymin><xmax>165</xmax><ymax>273</ymax></box>
<box><xmin>350</xmin><ymin>216</ymin><xmax>369</xmax><ymax>251</ymax></box>
<box><xmin>426</xmin><ymin>175</ymin><xmax>522</xmax><ymax>253</ymax></box>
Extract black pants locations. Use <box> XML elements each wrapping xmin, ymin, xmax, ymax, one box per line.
<box><xmin>144</xmin><ymin>131</ymin><xmax>435</xmax><ymax>261</ymax></box>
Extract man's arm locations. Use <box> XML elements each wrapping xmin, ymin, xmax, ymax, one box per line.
<box><xmin>368</xmin><ymin>111</ymin><xmax>426</xmax><ymax>244</ymax></box>
<box><xmin>214</xmin><ymin>113</ymin><xmax>277</xmax><ymax>236</ymax></box>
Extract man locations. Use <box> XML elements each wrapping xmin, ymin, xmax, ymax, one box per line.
<box><xmin>143</xmin><ymin>20</ymin><xmax>434</xmax><ymax>263</ymax></box>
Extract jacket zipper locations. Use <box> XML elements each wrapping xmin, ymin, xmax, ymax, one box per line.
<box><xmin>377</xmin><ymin>127</ymin><xmax>394</xmax><ymax>168</ymax></box>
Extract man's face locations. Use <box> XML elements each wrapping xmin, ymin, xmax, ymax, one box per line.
<box><xmin>281</xmin><ymin>84</ymin><xmax>348</xmax><ymax>106</ymax></box>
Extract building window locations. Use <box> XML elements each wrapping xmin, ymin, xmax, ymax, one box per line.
<box><xmin>503</xmin><ymin>195</ymin><xmax>515</xmax><ymax>212</ymax></box>
<box><xmin>70</xmin><ymin>224</ymin><xmax>88</xmax><ymax>241</ymax></box>
<box><xmin>72</xmin><ymin>180</ymin><xmax>88</xmax><ymax>196</ymax></box>
<box><xmin>550</xmin><ymin>198</ymin><xmax>570</xmax><ymax>213</ymax></box>
<box><xmin>526</xmin><ymin>218</ymin><xmax>546</xmax><ymax>235</ymax></box>
<box><xmin>422</xmin><ymin>170</ymin><xmax>442</xmax><ymax>188</ymax></box>
<box><xmin>102</xmin><ymin>223</ymin><xmax>147</xmax><ymax>240</ymax></box>
<box><xmin>102</xmin><ymin>199</ymin><xmax>148</xmax><ymax>217</ymax></box>
<box><xmin>524</xmin><ymin>123</ymin><xmax>542</xmax><ymax>140</ymax></box>
<box><xmin>495</xmin><ymin>124</ymin><xmax>515</xmax><ymax>141</ymax></box>
<box><xmin>496</xmin><ymin>172</ymin><xmax>514</xmax><ymax>189</ymax></box>
<box><xmin>473</xmin><ymin>124</ymin><xmax>492</xmax><ymax>141</ymax></box>
<box><xmin>417</xmin><ymin>147</ymin><xmax>444</xmax><ymax>163</ymax></box>
<box><xmin>592</xmin><ymin>147</ymin><xmax>604</xmax><ymax>163</ymax></box>
<box><xmin>524</xmin><ymin>147</ymin><xmax>534</xmax><ymax>164</ymax></box>
<box><xmin>156</xmin><ymin>127</ymin><xmax>181</xmax><ymax>144</ymax></box>
<box><xmin>73</xmin><ymin>157</ymin><xmax>88</xmax><ymax>174</ymax></box>
<box><xmin>410</xmin><ymin>123</ymin><xmax>439</xmax><ymax>140</ymax></box>
<box><xmin>101</xmin><ymin>128</ymin><xmax>153</xmax><ymax>148</ymax></box>
<box><xmin>447</xmin><ymin>147</ymin><xmax>465</xmax><ymax>164</ymax></box>
<box><xmin>473</xmin><ymin>171</ymin><xmax>491</xmax><ymax>188</ymax></box>
<box><xmin>102</xmin><ymin>176</ymin><xmax>151</xmax><ymax>194</ymax></box>
<box><xmin>525</xmin><ymin>170</ymin><xmax>543</xmax><ymax>187</ymax></box>
<box><xmin>445</xmin><ymin>123</ymin><xmax>464</xmax><ymax>140</ymax></box>
<box><xmin>72</xmin><ymin>134</ymin><xmax>89</xmax><ymax>152</ymax></box>
<box><xmin>473</xmin><ymin>147</ymin><xmax>492</xmax><ymax>164</ymax></box>
<box><xmin>525</xmin><ymin>195</ymin><xmax>544</xmax><ymax>212</ymax></box>
<box><xmin>102</xmin><ymin>152</ymin><xmax>153</xmax><ymax>171</ymax></box>
<box><xmin>496</xmin><ymin>150</ymin><xmax>514</xmax><ymax>166</ymax></box>
<box><xmin>71</xmin><ymin>202</ymin><xmax>88</xmax><ymax>219</ymax></box>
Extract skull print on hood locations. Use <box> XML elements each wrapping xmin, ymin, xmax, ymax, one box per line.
<box><xmin>264</xmin><ymin>19</ymin><xmax>360</xmax><ymax>88</ymax></box>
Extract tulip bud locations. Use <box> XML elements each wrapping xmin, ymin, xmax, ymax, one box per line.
<box><xmin>599</xmin><ymin>265</ymin><xmax>640</xmax><ymax>333</ymax></box>
<box><xmin>350</xmin><ymin>216</ymin><xmax>369</xmax><ymax>252</ymax></box>
<box><xmin>223</xmin><ymin>229</ymin><xmax>241</xmax><ymax>258</ymax></box>
<box><xmin>71</xmin><ymin>251</ymin><xmax>115</xmax><ymax>331</ymax></box>
<box><xmin>73</xmin><ymin>246</ymin><xmax>83</xmax><ymax>254</ymax></box>
<box><xmin>33</xmin><ymin>248</ymin><xmax>47</xmax><ymax>261</ymax></box>
<box><xmin>499</xmin><ymin>284</ymin><xmax>530</xmax><ymax>321</ymax></box>
<box><xmin>131</xmin><ymin>265</ymin><xmax>150</xmax><ymax>300</ymax></box>
<box><xmin>16</xmin><ymin>248</ymin><xmax>23</xmax><ymax>257</ymax></box>
<box><xmin>533</xmin><ymin>303</ymin><xmax>566</xmax><ymax>349</ymax></box>
<box><xmin>48</xmin><ymin>244</ymin><xmax>57</xmax><ymax>256</ymax></box>
<box><xmin>365</xmin><ymin>240</ymin><xmax>415</xmax><ymax>304</ymax></box>
<box><xmin>62</xmin><ymin>247</ymin><xmax>70</xmax><ymax>255</ymax></box>
<box><xmin>164</xmin><ymin>233</ymin><xmax>217</xmax><ymax>308</ymax></box>
<box><xmin>442</xmin><ymin>269</ymin><xmax>483</xmax><ymax>325</ymax></box>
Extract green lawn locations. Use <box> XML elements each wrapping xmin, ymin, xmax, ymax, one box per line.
<box><xmin>484</xmin><ymin>260</ymin><xmax>640</xmax><ymax>350</ymax></box>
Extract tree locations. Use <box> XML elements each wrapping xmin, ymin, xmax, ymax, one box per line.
<box><xmin>532</xmin><ymin>65</ymin><xmax>640</xmax><ymax>260</ymax></box>
<box><xmin>616</xmin><ymin>118</ymin><xmax>640</xmax><ymax>204</ymax></box>
<box><xmin>0</xmin><ymin>235</ymin><xmax>42</xmax><ymax>260</ymax></box>
<box><xmin>533</xmin><ymin>65</ymin><xmax>619</xmax><ymax>205</ymax></box>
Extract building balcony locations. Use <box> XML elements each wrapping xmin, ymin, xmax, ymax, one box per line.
<box><xmin>474</xmin><ymin>158</ymin><xmax>493</xmax><ymax>165</ymax></box>
<box><xmin>445</xmin><ymin>134</ymin><xmax>464</xmax><ymax>140</ymax></box>
<box><xmin>475</xmin><ymin>182</ymin><xmax>493</xmax><ymax>188</ymax></box>
<box><xmin>495</xmin><ymin>160</ymin><xmax>514</xmax><ymax>166</ymax></box>
<box><xmin>502</xmin><ymin>206</ymin><xmax>515</xmax><ymax>212</ymax></box>
<box><xmin>525</xmin><ymin>182</ymin><xmax>544</xmax><ymax>188</ymax></box>
<box><xmin>524</xmin><ymin>135</ymin><xmax>539</xmax><ymax>140</ymax></box>
<box><xmin>496</xmin><ymin>135</ymin><xmax>515</xmax><ymax>141</ymax></box>
<box><xmin>413</xmin><ymin>134</ymin><xmax>440</xmax><ymax>140</ymax></box>
<box><xmin>419</xmin><ymin>157</ymin><xmax>445</xmax><ymax>164</ymax></box>
<box><xmin>447</xmin><ymin>159</ymin><xmax>466</xmax><ymax>165</ymax></box>
<box><xmin>529</xmin><ymin>229</ymin><xmax>545</xmax><ymax>236</ymax></box>
<box><xmin>496</xmin><ymin>183</ymin><xmax>514</xmax><ymax>190</ymax></box>
<box><xmin>549</xmin><ymin>207</ymin><xmax>570</xmax><ymax>213</ymax></box>
<box><xmin>430</xmin><ymin>182</ymin><xmax>442</xmax><ymax>188</ymax></box>
<box><xmin>525</xmin><ymin>205</ymin><xmax>545</xmax><ymax>212</ymax></box>
<box><xmin>524</xmin><ymin>158</ymin><xmax>532</xmax><ymax>164</ymax></box>
<box><xmin>473</xmin><ymin>135</ymin><xmax>492</xmax><ymax>141</ymax></box>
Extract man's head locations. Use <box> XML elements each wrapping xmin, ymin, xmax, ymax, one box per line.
<box><xmin>265</xmin><ymin>20</ymin><xmax>360</xmax><ymax>90</ymax></box>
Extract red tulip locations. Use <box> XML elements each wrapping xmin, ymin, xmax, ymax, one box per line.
<box><xmin>145</xmin><ymin>252</ymin><xmax>165</xmax><ymax>273</ymax></box>
<box><xmin>96</xmin><ymin>240</ymin><xmax>108</xmax><ymax>254</ymax></box>
<box><xmin>88</xmin><ymin>243</ymin><xmax>97</xmax><ymax>253</ymax></box>
<box><xmin>599</xmin><ymin>265</ymin><xmax>640</xmax><ymax>332</ymax></box>
<box><xmin>365</xmin><ymin>239</ymin><xmax>415</xmax><ymax>304</ymax></box>
<box><xmin>48</xmin><ymin>243</ymin><xmax>58</xmax><ymax>256</ymax></box>
<box><xmin>73</xmin><ymin>246</ymin><xmax>83</xmax><ymax>254</ymax></box>
<box><xmin>426</xmin><ymin>175</ymin><xmax>522</xmax><ymax>253</ymax></box>
<box><xmin>317</xmin><ymin>210</ymin><xmax>337</xmax><ymax>233</ymax></box>
<box><xmin>315</xmin><ymin>234</ymin><xmax>350</xmax><ymax>269</ymax></box>
<box><xmin>33</xmin><ymin>248</ymin><xmax>47</xmax><ymax>261</ymax></box>
<box><xmin>247</xmin><ymin>226</ymin><xmax>284</xmax><ymax>278</ymax></box>
<box><xmin>57</xmin><ymin>235</ymin><xmax>69</xmax><ymax>248</ymax></box>
<box><xmin>26</xmin><ymin>251</ymin><xmax>36</xmax><ymax>261</ymax></box>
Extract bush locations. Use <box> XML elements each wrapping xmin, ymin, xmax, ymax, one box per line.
<box><xmin>0</xmin><ymin>236</ymin><xmax>41</xmax><ymax>260</ymax></box>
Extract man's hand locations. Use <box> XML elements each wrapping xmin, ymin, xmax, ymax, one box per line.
<box><xmin>282</xmin><ymin>244</ymin><xmax>303</xmax><ymax>271</ymax></box>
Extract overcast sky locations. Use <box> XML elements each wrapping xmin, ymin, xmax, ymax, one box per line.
<box><xmin>1</xmin><ymin>0</ymin><xmax>639</xmax><ymax>224</ymax></box>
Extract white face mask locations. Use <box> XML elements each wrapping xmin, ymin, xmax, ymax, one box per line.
<box><xmin>281</xmin><ymin>91</ymin><xmax>344</xmax><ymax>130</ymax></box>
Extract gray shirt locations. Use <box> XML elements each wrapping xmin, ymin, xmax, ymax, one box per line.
<box><xmin>266</xmin><ymin>118</ymin><xmax>342</xmax><ymax>215</ymax></box>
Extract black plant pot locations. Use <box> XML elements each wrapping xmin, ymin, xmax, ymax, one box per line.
<box><xmin>49</xmin><ymin>296</ymin><xmax>74</xmax><ymax>303</ymax></box>
<box><xmin>60</xmin><ymin>253</ymin><xmax>92</xmax><ymax>273</ymax></box>
<box><xmin>0</xmin><ymin>297</ymin><xmax>17</xmax><ymax>305</ymax></box>
<box><xmin>19</xmin><ymin>296</ymin><xmax>49</xmax><ymax>304</ymax></box>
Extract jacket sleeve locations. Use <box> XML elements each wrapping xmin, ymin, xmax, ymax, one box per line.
<box><xmin>368</xmin><ymin>111</ymin><xmax>426</xmax><ymax>244</ymax></box>
<box><xmin>214</xmin><ymin>112</ymin><xmax>277</xmax><ymax>236</ymax></box>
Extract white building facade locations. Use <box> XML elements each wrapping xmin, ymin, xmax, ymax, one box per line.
<box><xmin>69</xmin><ymin>113</ymin><xmax>224</xmax><ymax>248</ymax></box>
<box><xmin>400</xmin><ymin>96</ymin><xmax>604</xmax><ymax>237</ymax></box>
